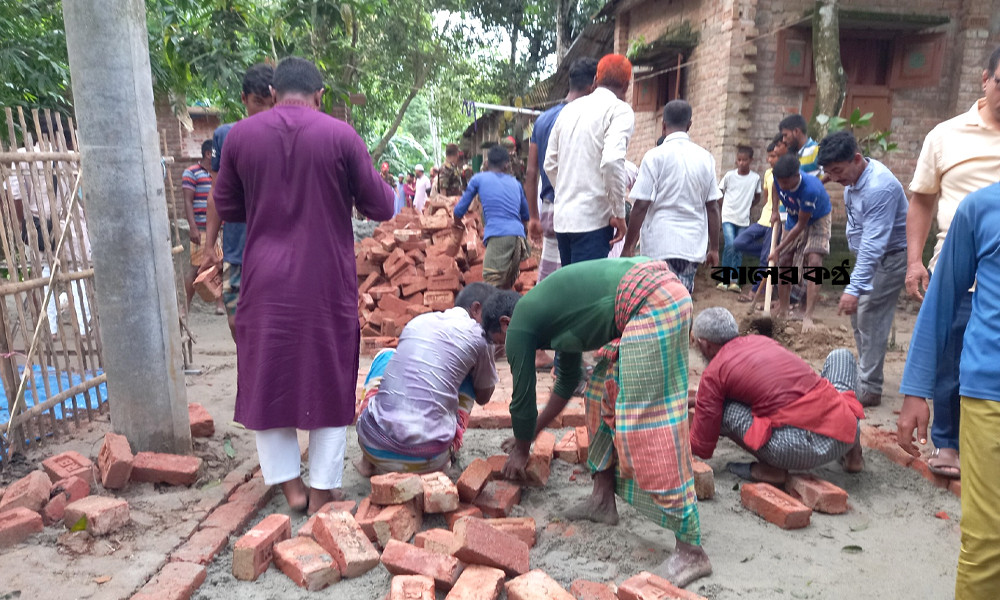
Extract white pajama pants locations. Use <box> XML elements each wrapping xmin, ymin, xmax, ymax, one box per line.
<box><xmin>254</xmin><ymin>426</ymin><xmax>347</xmax><ymax>490</ymax></box>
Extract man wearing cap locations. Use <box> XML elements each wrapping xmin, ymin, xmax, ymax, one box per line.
<box><xmin>544</xmin><ymin>54</ymin><xmax>634</xmax><ymax>266</ymax></box>
<box><xmin>413</xmin><ymin>164</ymin><xmax>432</xmax><ymax>213</ymax></box>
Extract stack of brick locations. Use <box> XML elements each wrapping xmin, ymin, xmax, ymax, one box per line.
<box><xmin>355</xmin><ymin>197</ymin><xmax>540</xmax><ymax>357</ymax></box>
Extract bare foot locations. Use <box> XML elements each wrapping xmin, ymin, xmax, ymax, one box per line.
<box><xmin>353</xmin><ymin>457</ymin><xmax>376</xmax><ymax>478</ymax></box>
<box><xmin>655</xmin><ymin>541</ymin><xmax>712</xmax><ymax>588</ymax></box>
<box><xmin>840</xmin><ymin>443</ymin><xmax>864</xmax><ymax>473</ymax></box>
<box><xmin>750</xmin><ymin>462</ymin><xmax>788</xmax><ymax>485</ymax></box>
<box><xmin>563</xmin><ymin>494</ymin><xmax>619</xmax><ymax>525</ymax></box>
<box><xmin>306</xmin><ymin>488</ymin><xmax>344</xmax><ymax>515</ymax></box>
<box><xmin>280</xmin><ymin>478</ymin><xmax>308</xmax><ymax>512</ymax></box>
<box><xmin>801</xmin><ymin>316</ymin><xmax>818</xmax><ymax>332</ymax></box>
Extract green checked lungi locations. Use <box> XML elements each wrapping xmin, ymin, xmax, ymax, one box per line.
<box><xmin>483</xmin><ymin>235</ymin><xmax>529</xmax><ymax>289</ymax></box>
<box><xmin>584</xmin><ymin>261</ymin><xmax>701</xmax><ymax>545</ymax></box>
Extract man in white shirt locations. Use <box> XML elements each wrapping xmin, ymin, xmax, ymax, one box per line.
<box><xmin>413</xmin><ymin>164</ymin><xmax>432</xmax><ymax>214</ymax></box>
<box><xmin>544</xmin><ymin>53</ymin><xmax>634</xmax><ymax>266</ymax></box>
<box><xmin>623</xmin><ymin>100</ymin><xmax>721</xmax><ymax>292</ymax></box>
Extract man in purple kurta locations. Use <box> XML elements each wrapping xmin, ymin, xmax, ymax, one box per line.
<box><xmin>213</xmin><ymin>57</ymin><xmax>394</xmax><ymax>513</ymax></box>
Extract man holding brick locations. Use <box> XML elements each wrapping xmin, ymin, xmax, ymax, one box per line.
<box><xmin>688</xmin><ymin>307</ymin><xmax>865</xmax><ymax>484</ymax></box>
<box><xmin>355</xmin><ymin>283</ymin><xmax>499</xmax><ymax>475</ymax></box>
<box><xmin>482</xmin><ymin>258</ymin><xmax>712</xmax><ymax>588</ymax></box>
<box><xmin>213</xmin><ymin>57</ymin><xmax>394</xmax><ymax>513</ymax></box>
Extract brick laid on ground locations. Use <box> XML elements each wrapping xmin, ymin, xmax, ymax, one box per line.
<box><xmin>98</xmin><ymin>432</ymin><xmax>133</xmax><ymax>490</ymax></box>
<box><xmin>786</xmin><ymin>475</ymin><xmax>848</xmax><ymax>514</ymax></box>
<box><xmin>422</xmin><ymin>471</ymin><xmax>460</xmax><ymax>513</ymax></box>
<box><xmin>505</xmin><ymin>569</ymin><xmax>574</xmax><ymax>600</ymax></box>
<box><xmin>297</xmin><ymin>500</ymin><xmax>358</xmax><ymax>539</ymax></box>
<box><xmin>42</xmin><ymin>450</ymin><xmax>96</xmax><ymax>483</ymax></box>
<box><xmin>692</xmin><ymin>461</ymin><xmax>715</xmax><ymax>500</ymax></box>
<box><xmin>370</xmin><ymin>472</ymin><xmax>424</xmax><ymax>505</ymax></box>
<box><xmin>444</xmin><ymin>504</ymin><xmax>483</xmax><ymax>529</ymax></box>
<box><xmin>740</xmin><ymin>483</ymin><xmax>812</xmax><ymax>529</ymax></box>
<box><xmin>473</xmin><ymin>480</ymin><xmax>522</xmax><ymax>517</ymax></box>
<box><xmin>353</xmin><ymin>496</ymin><xmax>383</xmax><ymax>541</ymax></box>
<box><xmin>187</xmin><ymin>402</ymin><xmax>215</xmax><ymax>437</ymax></box>
<box><xmin>569</xmin><ymin>579</ymin><xmax>618</xmax><ymax>600</ymax></box>
<box><xmin>171</xmin><ymin>527</ymin><xmax>231</xmax><ymax>565</ymax></box>
<box><xmin>63</xmin><ymin>496</ymin><xmax>129</xmax><ymax>535</ymax></box>
<box><xmin>228</xmin><ymin>476</ymin><xmax>274</xmax><ymax>510</ymax></box>
<box><xmin>51</xmin><ymin>475</ymin><xmax>90</xmax><ymax>504</ymax></box>
<box><xmin>453</xmin><ymin>516</ymin><xmax>529</xmax><ymax>576</ymax></box>
<box><xmin>617</xmin><ymin>571</ymin><xmax>707</xmax><ymax>600</ymax></box>
<box><xmin>199</xmin><ymin>500</ymin><xmax>256</xmax><ymax>536</ymax></box>
<box><xmin>525</xmin><ymin>431</ymin><xmax>556</xmax><ymax>486</ymax></box>
<box><xmin>272</xmin><ymin>536</ymin><xmax>341</xmax><ymax>591</ymax></box>
<box><xmin>0</xmin><ymin>470</ymin><xmax>51</xmax><ymax>513</ymax></box>
<box><xmin>415</xmin><ymin>528</ymin><xmax>460</xmax><ymax>555</ymax></box>
<box><xmin>482</xmin><ymin>517</ymin><xmax>536</xmax><ymax>547</ymax></box>
<box><xmin>233</xmin><ymin>513</ymin><xmax>292</xmax><ymax>581</ymax></box>
<box><xmin>445</xmin><ymin>564</ymin><xmax>505</xmax><ymax>600</ymax></box>
<box><xmin>380</xmin><ymin>539</ymin><xmax>465</xmax><ymax>590</ymax></box>
<box><xmin>576</xmin><ymin>427</ymin><xmax>590</xmax><ymax>464</ymax></box>
<box><xmin>555</xmin><ymin>430</ymin><xmax>580</xmax><ymax>463</ymax></box>
<box><xmin>372</xmin><ymin>501</ymin><xmax>422</xmax><ymax>547</ymax></box>
<box><xmin>131</xmin><ymin>561</ymin><xmax>206</xmax><ymax>600</ymax></box>
<box><xmin>0</xmin><ymin>507</ymin><xmax>43</xmax><ymax>547</ymax></box>
<box><xmin>312</xmin><ymin>511</ymin><xmax>380</xmax><ymax>578</ymax></box>
<box><xmin>388</xmin><ymin>574</ymin><xmax>436</xmax><ymax>600</ymax></box>
<box><xmin>130</xmin><ymin>452</ymin><xmax>202</xmax><ymax>486</ymax></box>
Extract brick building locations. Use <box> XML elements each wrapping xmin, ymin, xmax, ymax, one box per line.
<box><xmin>599</xmin><ymin>0</ymin><xmax>1000</xmax><ymax>222</ymax></box>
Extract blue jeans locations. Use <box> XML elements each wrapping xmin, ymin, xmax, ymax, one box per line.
<box><xmin>734</xmin><ymin>223</ymin><xmax>778</xmax><ymax>291</ymax></box>
<box><xmin>931</xmin><ymin>290</ymin><xmax>973</xmax><ymax>451</ymax></box>
<box><xmin>721</xmin><ymin>222</ymin><xmax>746</xmax><ymax>272</ymax></box>
<box><xmin>556</xmin><ymin>226</ymin><xmax>614</xmax><ymax>266</ymax></box>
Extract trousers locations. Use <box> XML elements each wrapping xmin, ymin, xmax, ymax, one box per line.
<box><xmin>850</xmin><ymin>250</ymin><xmax>906</xmax><ymax>396</ymax></box>
<box><xmin>254</xmin><ymin>426</ymin><xmax>347</xmax><ymax>489</ymax></box>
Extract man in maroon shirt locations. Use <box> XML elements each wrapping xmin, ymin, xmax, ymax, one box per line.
<box><xmin>689</xmin><ymin>307</ymin><xmax>865</xmax><ymax>484</ymax></box>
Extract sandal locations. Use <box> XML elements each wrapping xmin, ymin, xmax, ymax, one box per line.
<box><xmin>927</xmin><ymin>448</ymin><xmax>961</xmax><ymax>479</ymax></box>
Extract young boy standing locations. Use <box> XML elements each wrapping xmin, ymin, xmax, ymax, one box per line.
<box><xmin>717</xmin><ymin>145</ymin><xmax>762</xmax><ymax>291</ymax></box>
<box><xmin>454</xmin><ymin>144</ymin><xmax>531</xmax><ymax>289</ymax></box>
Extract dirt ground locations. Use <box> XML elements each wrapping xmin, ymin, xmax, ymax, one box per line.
<box><xmin>0</xmin><ymin>272</ymin><xmax>962</xmax><ymax>600</ymax></box>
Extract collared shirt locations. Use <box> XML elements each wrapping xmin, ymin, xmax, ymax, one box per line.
<box><xmin>413</xmin><ymin>174</ymin><xmax>431</xmax><ymax>213</ymax></box>
<box><xmin>454</xmin><ymin>172</ymin><xmax>530</xmax><ymax>243</ymax></box>
<box><xmin>775</xmin><ymin>170</ymin><xmax>831</xmax><ymax>228</ymax></box>
<box><xmin>900</xmin><ymin>183</ymin><xmax>1000</xmax><ymax>404</ymax></box>
<box><xmin>910</xmin><ymin>99</ymin><xmax>1000</xmax><ymax>272</ymax></box>
<box><xmin>798</xmin><ymin>137</ymin><xmax>819</xmax><ymax>172</ymax></box>
<box><xmin>530</xmin><ymin>102</ymin><xmax>566</xmax><ymax>202</ymax></box>
<box><xmin>843</xmin><ymin>158</ymin><xmax>908</xmax><ymax>296</ymax></box>
<box><xmin>544</xmin><ymin>87</ymin><xmax>635</xmax><ymax>233</ymax></box>
<box><xmin>628</xmin><ymin>132</ymin><xmax>721</xmax><ymax>263</ymax></box>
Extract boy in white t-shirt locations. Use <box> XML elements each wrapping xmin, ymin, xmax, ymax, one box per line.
<box><xmin>717</xmin><ymin>145</ymin><xmax>762</xmax><ymax>291</ymax></box>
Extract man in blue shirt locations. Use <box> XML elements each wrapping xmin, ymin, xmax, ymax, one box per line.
<box><xmin>768</xmin><ymin>154</ymin><xmax>832</xmax><ymax>331</ymax></box>
<box><xmin>779</xmin><ymin>114</ymin><xmax>820</xmax><ymax>173</ymax></box>
<box><xmin>897</xmin><ymin>182</ymin><xmax>1000</xmax><ymax>599</ymax></box>
<box><xmin>818</xmin><ymin>131</ymin><xmax>908</xmax><ymax>407</ymax></box>
<box><xmin>454</xmin><ymin>144</ymin><xmax>530</xmax><ymax>289</ymax></box>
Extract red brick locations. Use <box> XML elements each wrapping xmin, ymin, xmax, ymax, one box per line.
<box><xmin>533</xmin><ymin>431</ymin><xmax>556</xmax><ymax>459</ymax></box>
<box><xmin>415</xmin><ymin>528</ymin><xmax>460</xmax><ymax>555</ymax></box>
<box><xmin>273</xmin><ymin>537</ymin><xmax>340</xmax><ymax>591</ymax></box>
<box><xmin>506</xmin><ymin>570</ymin><xmax>574</xmax><ymax>600</ymax></box>
<box><xmin>233</xmin><ymin>513</ymin><xmax>292</xmax><ymax>580</ymax></box>
<box><xmin>389</xmin><ymin>264</ymin><xmax>419</xmax><ymax>288</ymax></box>
<box><xmin>381</xmin><ymin>539</ymin><xmax>465</xmax><ymax>589</ymax></box>
<box><xmin>354</xmin><ymin>496</ymin><xmax>383</xmax><ymax>541</ymax></box>
<box><xmin>421</xmin><ymin>213</ymin><xmax>451</xmax><ymax>232</ymax></box>
<box><xmin>359</xmin><ymin>271</ymin><xmax>382</xmax><ymax>294</ymax></box>
<box><xmin>949</xmin><ymin>479</ymin><xmax>962</xmax><ymax>498</ymax></box>
<box><xmin>425</xmin><ymin>255</ymin><xmax>459</xmax><ymax>277</ymax></box>
<box><xmin>485</xmin><ymin>455</ymin><xmax>507</xmax><ymax>478</ymax></box>
<box><xmin>371</xmin><ymin>472</ymin><xmax>424</xmax><ymax>505</ymax></box>
<box><xmin>526</xmin><ymin>431</ymin><xmax>557</xmax><ymax>486</ymax></box>
<box><xmin>859</xmin><ymin>426</ymin><xmax>914</xmax><ymax>468</ymax></box>
<box><xmin>446</xmin><ymin>565</ymin><xmax>505</xmax><ymax>600</ymax></box>
<box><xmin>0</xmin><ymin>470</ymin><xmax>52</xmax><ymax>513</ymax></box>
<box><xmin>453</xmin><ymin>516</ymin><xmax>529</xmax><ymax>576</ymax></box>
<box><xmin>200</xmin><ymin>500</ymin><xmax>256</xmax><ymax>536</ymax></box>
<box><xmin>556</xmin><ymin>431</ymin><xmax>581</xmax><ymax>463</ymax></box>
<box><xmin>486</xmin><ymin>517</ymin><xmax>536</xmax><ymax>547</ymax></box>
<box><xmin>170</xmin><ymin>526</ymin><xmax>230</xmax><ymax>565</ymax></box>
<box><xmin>468</xmin><ymin>406</ymin><xmax>512</xmax><ymax>429</ymax></box>
<box><xmin>369</xmin><ymin>284</ymin><xmax>400</xmax><ymax>301</ymax></box>
<box><xmin>692</xmin><ymin>461</ymin><xmax>715</xmax><ymax>501</ymax></box>
<box><xmin>42</xmin><ymin>451</ymin><xmax>96</xmax><ymax>483</ymax></box>
<box><xmin>422</xmin><ymin>471</ymin><xmax>460</xmax><ymax>513</ymax></box>
<box><xmin>407</xmin><ymin>304</ymin><xmax>433</xmax><ymax>317</ymax></box>
<box><xmin>131</xmin><ymin>561</ymin><xmax>207</xmax><ymax>600</ymax></box>
<box><xmin>43</xmin><ymin>492</ymin><xmax>69</xmax><ymax>524</ymax></box>
<box><xmin>740</xmin><ymin>483</ymin><xmax>812</xmax><ymax>530</ymax></box>
<box><xmin>428</xmin><ymin>273</ymin><xmax>461</xmax><ymax>292</ymax></box>
<box><xmin>379</xmin><ymin>294</ymin><xmax>412</xmax><ymax>318</ymax></box>
<box><xmin>131</xmin><ymin>452</ymin><xmax>202</xmax><ymax>486</ymax></box>
<box><xmin>389</xmin><ymin>574</ymin><xmax>436</xmax><ymax>600</ymax></box>
<box><xmin>187</xmin><ymin>403</ymin><xmax>215</xmax><ymax>437</ymax></box>
<box><xmin>373</xmin><ymin>501</ymin><xmax>422</xmax><ymax>547</ymax></box>
<box><xmin>562</xmin><ymin>405</ymin><xmax>586</xmax><ymax>427</ymax></box>
<box><xmin>464</xmin><ymin>264</ymin><xmax>484</xmax><ymax>284</ymax></box>
<box><xmin>0</xmin><ymin>507</ymin><xmax>43</xmax><ymax>547</ymax></box>
<box><xmin>297</xmin><ymin>500</ymin><xmax>357</xmax><ymax>538</ymax></box>
<box><xmin>362</xmin><ymin>336</ymin><xmax>397</xmax><ymax>357</ymax></box>
<box><xmin>475</xmin><ymin>480</ymin><xmax>522</xmax><ymax>517</ymax></box>
<box><xmin>98</xmin><ymin>432</ymin><xmax>134</xmax><ymax>490</ymax></box>
<box><xmin>786</xmin><ymin>475</ymin><xmax>848</xmax><ymax>514</ymax></box>
<box><xmin>312</xmin><ymin>511</ymin><xmax>381</xmax><ymax>578</ymax></box>
<box><xmin>64</xmin><ymin>495</ymin><xmax>129</xmax><ymax>535</ymax></box>
<box><xmin>457</xmin><ymin>459</ymin><xmax>493</xmax><ymax>503</ymax></box>
<box><xmin>576</xmin><ymin>427</ymin><xmax>590</xmax><ymax>464</ymax></box>
<box><xmin>229</xmin><ymin>477</ymin><xmax>274</xmax><ymax>511</ymax></box>
<box><xmin>444</xmin><ymin>504</ymin><xmax>483</xmax><ymax>529</ymax></box>
<box><xmin>618</xmin><ymin>571</ymin><xmax>707</xmax><ymax>600</ymax></box>
<box><xmin>910</xmin><ymin>458</ymin><xmax>953</xmax><ymax>489</ymax></box>
<box><xmin>400</xmin><ymin>276</ymin><xmax>429</xmax><ymax>297</ymax></box>
<box><xmin>425</xmin><ymin>290</ymin><xmax>456</xmax><ymax>311</ymax></box>
<box><xmin>51</xmin><ymin>475</ymin><xmax>90</xmax><ymax>504</ymax></box>
<box><xmin>570</xmin><ymin>580</ymin><xmax>618</xmax><ymax>600</ymax></box>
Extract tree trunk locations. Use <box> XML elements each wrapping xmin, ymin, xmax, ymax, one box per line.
<box><xmin>809</xmin><ymin>0</ymin><xmax>847</xmax><ymax>140</ymax></box>
<box><xmin>509</xmin><ymin>2</ymin><xmax>524</xmax><ymax>98</ymax></box>
<box><xmin>555</xmin><ymin>0</ymin><xmax>574</xmax><ymax>67</ymax></box>
<box><xmin>370</xmin><ymin>67</ymin><xmax>427</xmax><ymax>165</ymax></box>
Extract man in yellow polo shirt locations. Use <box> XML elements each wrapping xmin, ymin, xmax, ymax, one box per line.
<box><xmin>898</xmin><ymin>45</ymin><xmax>1000</xmax><ymax>481</ymax></box>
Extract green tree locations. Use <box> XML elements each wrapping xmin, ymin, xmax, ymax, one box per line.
<box><xmin>0</xmin><ymin>0</ymin><xmax>71</xmax><ymax>113</ymax></box>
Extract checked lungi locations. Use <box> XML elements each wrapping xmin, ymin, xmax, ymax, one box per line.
<box><xmin>483</xmin><ymin>235</ymin><xmax>529</xmax><ymax>289</ymax></box>
<box><xmin>583</xmin><ymin>261</ymin><xmax>701</xmax><ymax>545</ymax></box>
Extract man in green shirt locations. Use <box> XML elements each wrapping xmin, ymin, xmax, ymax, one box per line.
<box><xmin>482</xmin><ymin>258</ymin><xmax>712</xmax><ymax>588</ymax></box>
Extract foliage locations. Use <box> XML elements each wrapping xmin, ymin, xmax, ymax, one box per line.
<box><xmin>0</xmin><ymin>0</ymin><xmax>71</xmax><ymax>114</ymax></box>
<box><xmin>815</xmin><ymin>108</ymin><xmax>898</xmax><ymax>158</ymax></box>
<box><xmin>626</xmin><ymin>36</ymin><xmax>649</xmax><ymax>61</ymax></box>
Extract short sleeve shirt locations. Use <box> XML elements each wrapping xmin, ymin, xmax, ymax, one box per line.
<box><xmin>182</xmin><ymin>164</ymin><xmax>212</xmax><ymax>231</ymax></box>
<box><xmin>719</xmin><ymin>170</ymin><xmax>762</xmax><ymax>227</ymax></box>
<box><xmin>775</xmin><ymin>171</ymin><xmax>831</xmax><ymax>229</ymax></box>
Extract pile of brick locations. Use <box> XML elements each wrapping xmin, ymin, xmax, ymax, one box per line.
<box><xmin>355</xmin><ymin>197</ymin><xmax>540</xmax><ymax>357</ymax></box>
<box><xmin>0</xmin><ymin>404</ymin><xmax>214</xmax><ymax>547</ymax></box>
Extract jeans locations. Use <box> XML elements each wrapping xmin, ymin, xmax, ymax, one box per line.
<box><xmin>930</xmin><ymin>290</ymin><xmax>972</xmax><ymax>451</ymax></box>
<box><xmin>556</xmin><ymin>226</ymin><xmax>613</xmax><ymax>266</ymax></box>
<box><xmin>721</xmin><ymin>222</ymin><xmax>746</xmax><ymax>272</ymax></box>
<box><xmin>849</xmin><ymin>250</ymin><xmax>906</xmax><ymax>397</ymax></box>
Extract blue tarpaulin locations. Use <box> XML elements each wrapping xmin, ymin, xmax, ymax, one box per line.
<box><xmin>0</xmin><ymin>364</ymin><xmax>108</xmax><ymax>424</ymax></box>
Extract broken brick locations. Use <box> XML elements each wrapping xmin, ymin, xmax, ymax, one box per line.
<box><xmin>64</xmin><ymin>495</ymin><xmax>129</xmax><ymax>535</ymax></box>
<box><xmin>42</xmin><ymin>451</ymin><xmax>96</xmax><ymax>483</ymax></box>
<box><xmin>422</xmin><ymin>471</ymin><xmax>460</xmax><ymax>513</ymax></box>
<box><xmin>485</xmin><ymin>455</ymin><xmax>507</xmax><ymax>478</ymax></box>
<box><xmin>506</xmin><ymin>570</ymin><xmax>574</xmax><ymax>600</ymax></box>
<box><xmin>273</xmin><ymin>536</ymin><xmax>340</xmax><ymax>591</ymax></box>
<box><xmin>389</xmin><ymin>574</ymin><xmax>436</xmax><ymax>600</ymax></box>
<box><xmin>473</xmin><ymin>481</ymin><xmax>522</xmax><ymax>518</ymax></box>
<box><xmin>354</xmin><ymin>496</ymin><xmax>383</xmax><ymax>541</ymax></box>
<box><xmin>371</xmin><ymin>472</ymin><xmax>424</xmax><ymax>505</ymax></box>
<box><xmin>786</xmin><ymin>475</ymin><xmax>848</xmax><ymax>514</ymax></box>
<box><xmin>51</xmin><ymin>475</ymin><xmax>90</xmax><ymax>504</ymax></box>
<box><xmin>415</xmin><ymin>528</ymin><xmax>460</xmax><ymax>555</ymax></box>
<box><xmin>453</xmin><ymin>516</ymin><xmax>530</xmax><ymax>576</ymax></box>
<box><xmin>297</xmin><ymin>500</ymin><xmax>357</xmax><ymax>539</ymax></box>
<box><xmin>233</xmin><ymin>513</ymin><xmax>292</xmax><ymax>581</ymax></box>
<box><xmin>740</xmin><ymin>483</ymin><xmax>812</xmax><ymax>530</ymax></box>
<box><xmin>569</xmin><ymin>580</ymin><xmax>618</xmax><ymax>600</ymax></box>
<box><xmin>131</xmin><ymin>562</ymin><xmax>206</xmax><ymax>600</ymax></box>
<box><xmin>42</xmin><ymin>492</ymin><xmax>69</xmax><ymax>525</ymax></box>
<box><xmin>130</xmin><ymin>452</ymin><xmax>202</xmax><ymax>486</ymax></box>
<box><xmin>485</xmin><ymin>517</ymin><xmax>536</xmax><ymax>547</ymax></box>
<box><xmin>312</xmin><ymin>511</ymin><xmax>380</xmax><ymax>578</ymax></box>
<box><xmin>692</xmin><ymin>461</ymin><xmax>715</xmax><ymax>501</ymax></box>
<box><xmin>446</xmin><ymin>565</ymin><xmax>505</xmax><ymax>600</ymax></box>
<box><xmin>555</xmin><ymin>430</ymin><xmax>580</xmax><ymax>463</ymax></box>
<box><xmin>372</xmin><ymin>501</ymin><xmax>422</xmax><ymax>547</ymax></box>
<box><xmin>444</xmin><ymin>504</ymin><xmax>483</xmax><ymax>529</ymax></box>
<box><xmin>98</xmin><ymin>433</ymin><xmax>133</xmax><ymax>490</ymax></box>
<box><xmin>171</xmin><ymin>526</ymin><xmax>231</xmax><ymax>565</ymax></box>
<box><xmin>457</xmin><ymin>459</ymin><xmax>493</xmax><ymax>503</ymax></box>
<box><xmin>618</xmin><ymin>571</ymin><xmax>707</xmax><ymax>600</ymax></box>
<box><xmin>0</xmin><ymin>507</ymin><xmax>44</xmax><ymax>547</ymax></box>
<box><xmin>188</xmin><ymin>403</ymin><xmax>215</xmax><ymax>437</ymax></box>
<box><xmin>0</xmin><ymin>470</ymin><xmax>52</xmax><ymax>513</ymax></box>
<box><xmin>381</xmin><ymin>539</ymin><xmax>465</xmax><ymax>590</ymax></box>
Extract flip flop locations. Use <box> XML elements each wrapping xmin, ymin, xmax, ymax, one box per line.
<box><xmin>927</xmin><ymin>448</ymin><xmax>961</xmax><ymax>479</ymax></box>
<box><xmin>726</xmin><ymin>461</ymin><xmax>755</xmax><ymax>481</ymax></box>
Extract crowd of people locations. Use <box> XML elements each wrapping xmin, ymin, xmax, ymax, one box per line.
<box><xmin>197</xmin><ymin>43</ymin><xmax>1000</xmax><ymax>597</ymax></box>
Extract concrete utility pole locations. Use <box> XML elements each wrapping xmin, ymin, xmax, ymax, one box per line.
<box><xmin>63</xmin><ymin>0</ymin><xmax>192</xmax><ymax>454</ymax></box>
